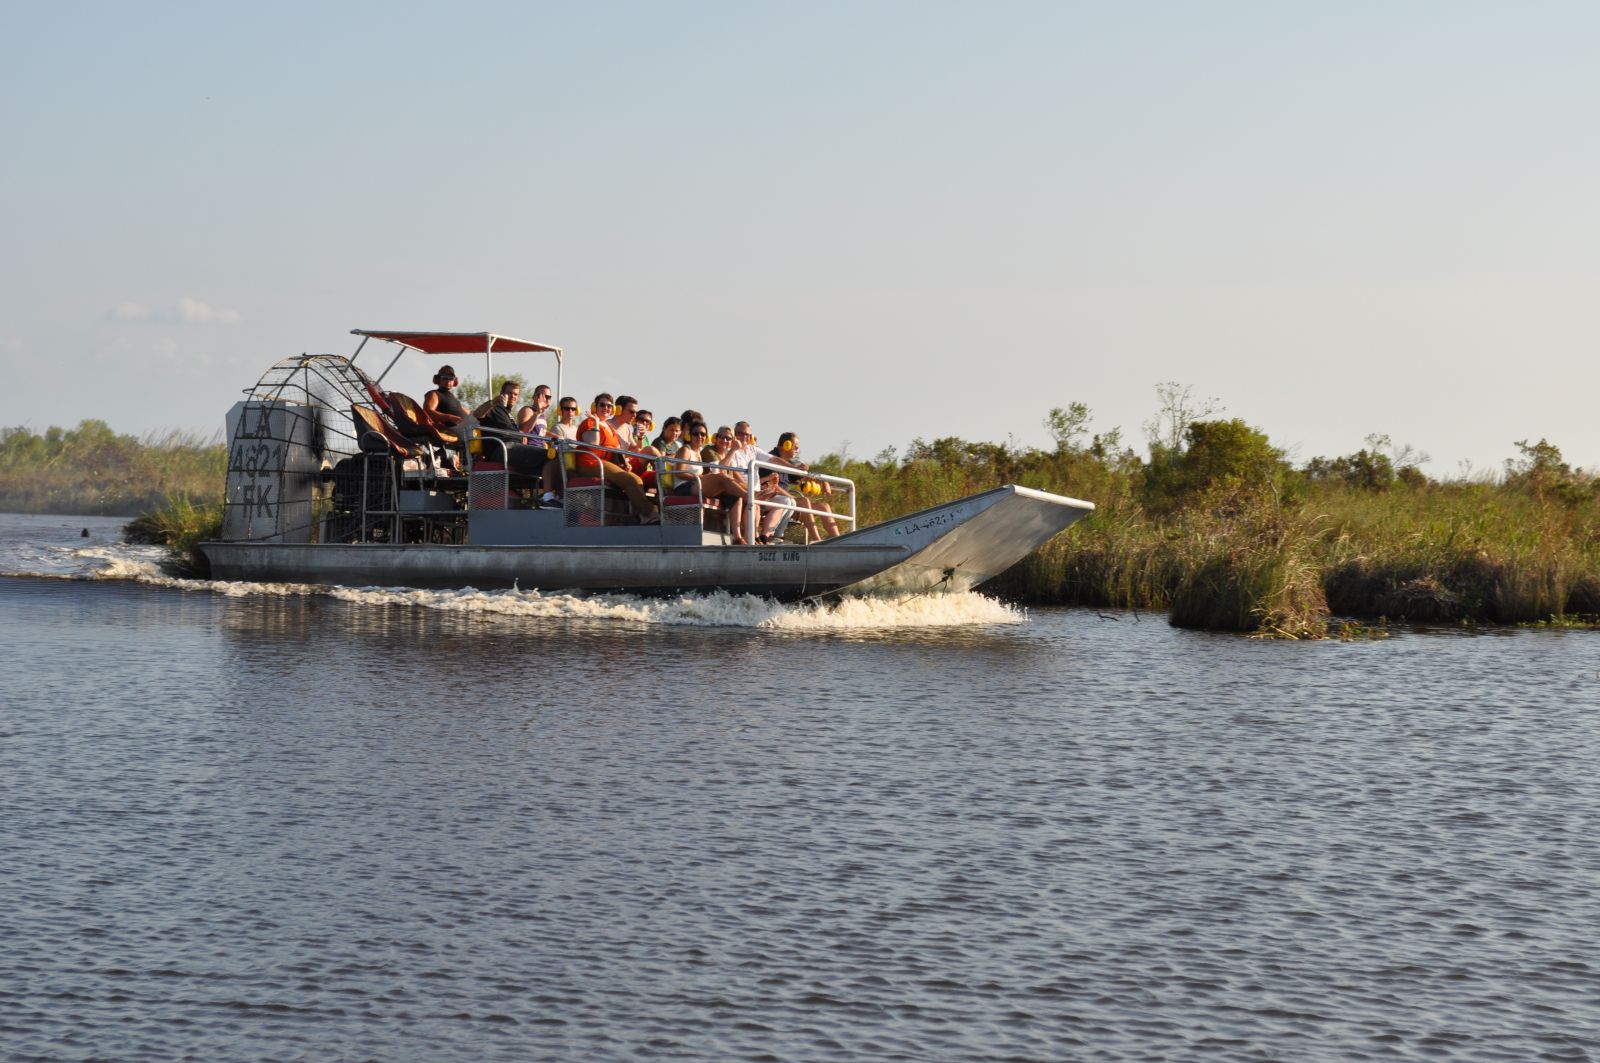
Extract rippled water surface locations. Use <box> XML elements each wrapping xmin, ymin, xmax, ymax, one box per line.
<box><xmin>3</xmin><ymin>513</ymin><xmax>1599</xmax><ymax>1061</ymax></box>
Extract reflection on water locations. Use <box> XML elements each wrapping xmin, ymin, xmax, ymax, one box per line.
<box><xmin>3</xmin><ymin>514</ymin><xmax>1600</xmax><ymax>1061</ymax></box>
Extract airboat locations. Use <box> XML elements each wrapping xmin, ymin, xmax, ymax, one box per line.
<box><xmin>199</xmin><ymin>330</ymin><xmax>1095</xmax><ymax>598</ymax></box>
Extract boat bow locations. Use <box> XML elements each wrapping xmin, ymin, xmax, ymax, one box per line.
<box><xmin>814</xmin><ymin>485</ymin><xmax>1094</xmax><ymax>596</ymax></box>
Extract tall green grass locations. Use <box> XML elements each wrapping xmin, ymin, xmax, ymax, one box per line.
<box><xmin>123</xmin><ymin>495</ymin><xmax>224</xmax><ymax>576</ymax></box>
<box><xmin>834</xmin><ymin>434</ymin><xmax>1599</xmax><ymax>635</ymax></box>
<box><xmin>0</xmin><ymin>421</ymin><xmax>224</xmax><ymax>515</ymax></box>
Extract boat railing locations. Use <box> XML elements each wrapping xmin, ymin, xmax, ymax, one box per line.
<box><xmin>742</xmin><ymin>459</ymin><xmax>857</xmax><ymax>545</ymax></box>
<box><xmin>465</xmin><ymin>429</ymin><xmax>531</xmax><ymax>512</ymax></box>
<box><xmin>463</xmin><ymin>429</ymin><xmax>857</xmax><ymax>544</ymax></box>
<box><xmin>553</xmin><ymin>436</ymin><xmax>677</xmax><ymax>530</ymax></box>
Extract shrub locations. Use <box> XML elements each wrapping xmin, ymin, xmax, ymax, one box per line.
<box><xmin>1143</xmin><ymin>418</ymin><xmax>1288</xmax><ymax>513</ymax></box>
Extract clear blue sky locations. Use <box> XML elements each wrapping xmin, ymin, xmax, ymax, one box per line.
<box><xmin>3</xmin><ymin>1</ymin><xmax>1596</xmax><ymax>476</ymax></box>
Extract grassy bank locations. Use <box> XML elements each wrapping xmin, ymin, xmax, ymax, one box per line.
<box><xmin>832</xmin><ymin>424</ymin><xmax>1599</xmax><ymax>636</ymax></box>
<box><xmin>1</xmin><ymin>421</ymin><xmax>224</xmax><ymax>516</ymax></box>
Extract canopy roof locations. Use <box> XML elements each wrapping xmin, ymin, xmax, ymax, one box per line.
<box><xmin>351</xmin><ymin>329</ymin><xmax>562</xmax><ymax>357</ymax></box>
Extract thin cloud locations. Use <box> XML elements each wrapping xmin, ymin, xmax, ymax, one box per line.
<box><xmin>106</xmin><ymin>297</ymin><xmax>240</xmax><ymax>325</ymax></box>
<box><xmin>176</xmin><ymin>297</ymin><xmax>240</xmax><ymax>325</ymax></box>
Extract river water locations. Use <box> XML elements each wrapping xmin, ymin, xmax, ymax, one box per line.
<box><xmin>2</xmin><ymin>513</ymin><xmax>1597</xmax><ymax>1062</ymax></box>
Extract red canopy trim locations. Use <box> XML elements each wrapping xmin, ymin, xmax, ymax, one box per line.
<box><xmin>351</xmin><ymin>330</ymin><xmax>562</xmax><ymax>356</ymax></box>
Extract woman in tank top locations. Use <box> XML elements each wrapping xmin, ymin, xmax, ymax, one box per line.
<box><xmin>671</xmin><ymin>422</ymin><xmax>750</xmax><ymax>545</ymax></box>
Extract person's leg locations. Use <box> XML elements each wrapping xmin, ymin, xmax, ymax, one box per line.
<box><xmin>507</xmin><ymin>444</ymin><xmax>544</xmax><ymax>475</ymax></box>
<box><xmin>807</xmin><ymin>498</ymin><xmax>840</xmax><ymax>538</ymax></box>
<box><xmin>706</xmin><ymin>481</ymin><xmax>747</xmax><ymax>544</ymax></box>
<box><xmin>539</xmin><ymin>458</ymin><xmax>563</xmax><ymax>500</ymax></box>
<box><xmin>793</xmin><ymin>502</ymin><xmax>822</xmax><ymax>540</ymax></box>
<box><xmin>601</xmin><ymin>460</ymin><xmax>656</xmax><ymax>518</ymax></box>
<box><xmin>759</xmin><ymin>492</ymin><xmax>795</xmax><ymax>540</ymax></box>
<box><xmin>700</xmin><ymin>472</ymin><xmax>749</xmax><ymax>543</ymax></box>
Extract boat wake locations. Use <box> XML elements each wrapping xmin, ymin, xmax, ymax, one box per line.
<box><xmin>329</xmin><ymin>584</ymin><xmax>1024</xmax><ymax>630</ymax></box>
<box><xmin>0</xmin><ymin>527</ymin><xmax>1023</xmax><ymax>631</ymax></box>
<box><xmin>0</xmin><ymin>534</ymin><xmax>173</xmax><ymax>582</ymax></box>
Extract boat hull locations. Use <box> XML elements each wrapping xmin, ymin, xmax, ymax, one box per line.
<box><xmin>200</xmin><ymin>484</ymin><xmax>1094</xmax><ymax>598</ymax></box>
<box><xmin>200</xmin><ymin>541</ymin><xmax>909</xmax><ymax>598</ymax></box>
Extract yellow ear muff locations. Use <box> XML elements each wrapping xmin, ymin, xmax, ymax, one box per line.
<box><xmin>780</xmin><ymin>439</ymin><xmax>795</xmax><ymax>454</ymax></box>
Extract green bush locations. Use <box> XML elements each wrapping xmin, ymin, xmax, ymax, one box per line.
<box><xmin>1142</xmin><ymin>418</ymin><xmax>1289</xmax><ymax>513</ymax></box>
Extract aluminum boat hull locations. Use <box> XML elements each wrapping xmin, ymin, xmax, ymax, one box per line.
<box><xmin>201</xmin><ymin>484</ymin><xmax>1094</xmax><ymax>599</ymax></box>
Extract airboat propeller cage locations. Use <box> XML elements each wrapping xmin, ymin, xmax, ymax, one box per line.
<box><xmin>222</xmin><ymin>355</ymin><xmax>375</xmax><ymax>543</ymax></box>
<box><xmin>221</xmin><ymin>331</ymin><xmax>566</xmax><ymax>544</ymax></box>
<box><xmin>348</xmin><ymin>329</ymin><xmax>565</xmax><ymax>405</ymax></box>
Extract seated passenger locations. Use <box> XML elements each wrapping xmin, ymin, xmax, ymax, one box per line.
<box><xmin>575</xmin><ymin>393</ymin><xmax>657</xmax><ymax>521</ymax></box>
<box><xmin>703</xmin><ymin>423</ymin><xmax>731</xmax><ymax>464</ymax></box>
<box><xmin>517</xmin><ymin>384</ymin><xmax>553</xmax><ymax>436</ymax></box>
<box><xmin>424</xmin><ymin>365</ymin><xmax>468</xmax><ymax>427</ymax></box>
<box><xmin>474</xmin><ymin>380</ymin><xmax>522</xmax><ymax>434</ymax></box>
<box><xmin>724</xmin><ymin>421</ymin><xmax>797</xmax><ymax>543</ymax></box>
<box><xmin>648</xmin><ymin>416</ymin><xmax>682</xmax><ymax>458</ymax></box>
<box><xmin>677</xmin><ymin>422</ymin><xmax>749</xmax><ymax>545</ymax></box>
<box><xmin>628</xmin><ymin>409</ymin><xmax>656</xmax><ymax>477</ymax></box>
<box><xmin>471</xmin><ymin>381</ymin><xmax>544</xmax><ymax>476</ymax></box>
<box><xmin>548</xmin><ymin>397</ymin><xmax>582</xmax><ymax>441</ymax></box>
<box><xmin>539</xmin><ymin>397</ymin><xmax>582</xmax><ymax>504</ymax></box>
<box><xmin>608</xmin><ymin>395</ymin><xmax>640</xmax><ymax>450</ymax></box>
<box><xmin>771</xmin><ymin>432</ymin><xmax>841</xmax><ymax>539</ymax></box>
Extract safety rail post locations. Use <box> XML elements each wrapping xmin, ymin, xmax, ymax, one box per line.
<box><xmin>739</xmin><ymin>459</ymin><xmax>858</xmax><ymax>545</ymax></box>
<box><xmin>466</xmin><ymin>431</ymin><xmax>513</xmax><ymax>515</ymax></box>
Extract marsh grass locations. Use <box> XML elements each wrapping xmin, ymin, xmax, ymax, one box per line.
<box><xmin>1315</xmin><ymin>481</ymin><xmax>1600</xmax><ymax>623</ymax></box>
<box><xmin>1166</xmin><ymin>499</ymin><xmax>1329</xmax><ymax>638</ymax></box>
<box><xmin>123</xmin><ymin>495</ymin><xmax>223</xmax><ymax>575</ymax></box>
<box><xmin>834</xmin><ymin>439</ymin><xmax>1599</xmax><ymax>636</ymax></box>
<box><xmin>1</xmin><ymin>422</ymin><xmax>224</xmax><ymax>515</ymax></box>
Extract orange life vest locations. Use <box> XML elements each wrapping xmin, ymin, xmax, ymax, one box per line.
<box><xmin>575</xmin><ymin>416</ymin><xmax>619</xmax><ymax>471</ymax></box>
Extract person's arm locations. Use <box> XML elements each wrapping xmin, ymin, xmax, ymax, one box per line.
<box><xmin>424</xmin><ymin>392</ymin><xmax>462</xmax><ymax>427</ymax></box>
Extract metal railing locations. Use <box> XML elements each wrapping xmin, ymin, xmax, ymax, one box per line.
<box><xmin>459</xmin><ymin>427</ymin><xmax>858</xmax><ymax>544</ymax></box>
<box><xmin>741</xmin><ymin>458</ymin><xmax>857</xmax><ymax>545</ymax></box>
